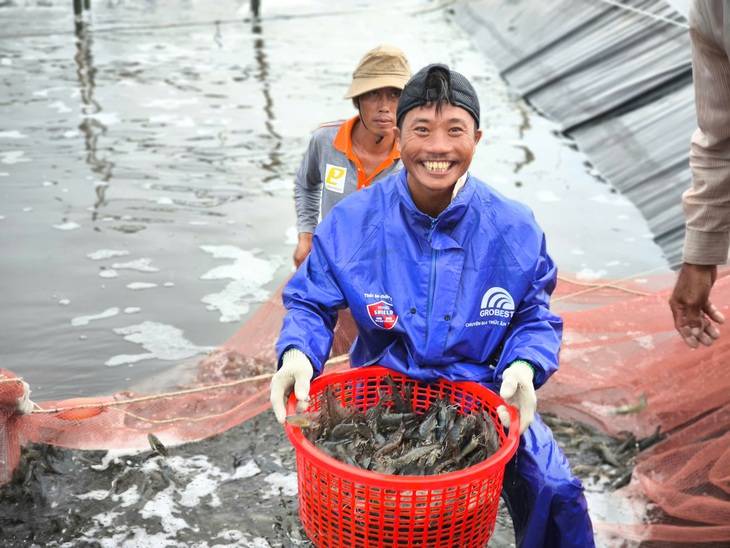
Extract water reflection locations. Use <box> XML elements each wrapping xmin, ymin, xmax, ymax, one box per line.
<box><xmin>74</xmin><ymin>17</ymin><xmax>114</xmax><ymax>218</ymax></box>
<box><xmin>251</xmin><ymin>19</ymin><xmax>283</xmax><ymax>182</ymax></box>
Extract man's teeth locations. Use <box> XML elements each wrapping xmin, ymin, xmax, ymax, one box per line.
<box><xmin>423</xmin><ymin>161</ymin><xmax>450</xmax><ymax>172</ymax></box>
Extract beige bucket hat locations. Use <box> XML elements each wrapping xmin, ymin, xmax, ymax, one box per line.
<box><xmin>345</xmin><ymin>45</ymin><xmax>411</xmax><ymax>99</ymax></box>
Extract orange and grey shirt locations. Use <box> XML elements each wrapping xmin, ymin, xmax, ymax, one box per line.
<box><xmin>294</xmin><ymin>115</ymin><xmax>402</xmax><ymax>233</ymax></box>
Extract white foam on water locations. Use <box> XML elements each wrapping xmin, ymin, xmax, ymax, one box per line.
<box><xmin>140</xmin><ymin>490</ymin><xmax>191</xmax><ymax>533</ymax></box>
<box><xmin>199</xmin><ymin>245</ymin><xmax>284</xmax><ymax>323</ymax></box>
<box><xmin>589</xmin><ymin>194</ymin><xmax>633</xmax><ymax>207</ymax></box>
<box><xmin>71</xmin><ymin>454</ymin><xmax>264</xmax><ymax>547</ymax></box>
<box><xmin>53</xmin><ymin>222</ymin><xmax>81</xmax><ymax>230</ymax></box>
<box><xmin>536</xmin><ymin>190</ymin><xmax>560</xmax><ymax>203</ymax></box>
<box><xmin>262</xmin><ymin>177</ymin><xmax>293</xmax><ymax>193</ymax></box>
<box><xmin>99</xmin><ymin>269</ymin><xmax>119</xmax><ymax>278</ymax></box>
<box><xmin>112</xmin><ymin>258</ymin><xmax>160</xmax><ymax>272</ymax></box>
<box><xmin>71</xmin><ymin>307</ymin><xmax>120</xmax><ymax>327</ymax></box>
<box><xmin>124</xmin><ymin>307</ymin><xmax>141</xmax><ymax>314</ymax></box>
<box><xmin>232</xmin><ymin>459</ymin><xmax>262</xmax><ymax>479</ymax></box>
<box><xmin>76</xmin><ymin>490</ymin><xmax>116</xmax><ymax>502</ymax></box>
<box><xmin>1</xmin><ymin>151</ymin><xmax>30</xmax><ymax>164</ymax></box>
<box><xmin>575</xmin><ymin>268</ymin><xmax>609</xmax><ymax>280</ymax></box>
<box><xmin>87</xmin><ymin>249</ymin><xmax>130</xmax><ymax>261</ymax></box>
<box><xmin>106</xmin><ymin>321</ymin><xmax>215</xmax><ymax>367</ymax></box>
<box><xmin>48</xmin><ymin>100</ymin><xmax>72</xmax><ymax>114</ymax></box>
<box><xmin>126</xmin><ymin>282</ymin><xmax>158</xmax><ymax>290</ymax></box>
<box><xmin>59</xmin><ymin>299</ymin><xmax>70</xmax><ymax>306</ymax></box>
<box><xmin>85</xmin><ymin>111</ymin><xmax>120</xmax><ymax>125</ymax></box>
<box><xmin>90</xmin><ymin>449</ymin><xmax>147</xmax><ymax>471</ymax></box>
<box><xmin>32</xmin><ymin>86</ymin><xmax>67</xmax><ymax>97</ymax></box>
<box><xmin>0</xmin><ymin>57</ymin><xmax>11</xmax><ymax>66</ymax></box>
<box><xmin>143</xmin><ymin>98</ymin><xmax>200</xmax><ymax>110</ymax></box>
<box><xmin>285</xmin><ymin>226</ymin><xmax>298</xmax><ymax>246</ymax></box>
<box><xmin>0</xmin><ymin>130</ymin><xmax>27</xmax><ymax>139</ymax></box>
<box><xmin>261</xmin><ymin>472</ymin><xmax>298</xmax><ymax>499</ymax></box>
<box><xmin>583</xmin><ymin>478</ymin><xmax>650</xmax><ymax>548</ymax></box>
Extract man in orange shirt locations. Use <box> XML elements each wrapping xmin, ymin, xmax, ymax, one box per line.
<box><xmin>292</xmin><ymin>45</ymin><xmax>411</xmax><ymax>267</ymax></box>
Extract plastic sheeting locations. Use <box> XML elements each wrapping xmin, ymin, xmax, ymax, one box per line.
<box><xmin>452</xmin><ymin>0</ymin><xmax>693</xmax><ymax>264</ymax></box>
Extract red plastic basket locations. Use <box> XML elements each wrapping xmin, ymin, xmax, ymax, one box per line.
<box><xmin>285</xmin><ymin>366</ymin><xmax>520</xmax><ymax>548</ymax></box>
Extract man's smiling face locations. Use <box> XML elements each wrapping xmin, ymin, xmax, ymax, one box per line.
<box><xmin>395</xmin><ymin>102</ymin><xmax>481</xmax><ymax>214</ymax></box>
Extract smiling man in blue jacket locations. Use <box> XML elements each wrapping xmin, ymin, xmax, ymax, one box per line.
<box><xmin>271</xmin><ymin>63</ymin><xmax>595</xmax><ymax>547</ymax></box>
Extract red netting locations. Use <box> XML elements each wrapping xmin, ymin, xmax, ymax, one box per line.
<box><xmin>2</xmin><ymin>268</ymin><xmax>729</xmax><ymax>545</ymax></box>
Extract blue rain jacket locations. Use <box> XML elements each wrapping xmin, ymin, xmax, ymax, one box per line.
<box><xmin>277</xmin><ymin>169</ymin><xmax>562</xmax><ymax>389</ymax></box>
<box><xmin>276</xmin><ymin>169</ymin><xmax>595</xmax><ymax>547</ymax></box>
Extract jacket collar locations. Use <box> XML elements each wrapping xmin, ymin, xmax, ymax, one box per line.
<box><xmin>395</xmin><ymin>169</ymin><xmax>475</xmax><ymax>226</ymax></box>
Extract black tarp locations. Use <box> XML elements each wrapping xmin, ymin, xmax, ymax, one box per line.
<box><xmin>453</xmin><ymin>0</ymin><xmax>693</xmax><ymax>264</ymax></box>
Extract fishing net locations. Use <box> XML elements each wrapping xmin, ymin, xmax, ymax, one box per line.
<box><xmin>1</xmin><ymin>267</ymin><xmax>729</xmax><ymax>545</ymax></box>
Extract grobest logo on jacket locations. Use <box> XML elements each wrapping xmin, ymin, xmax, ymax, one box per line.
<box><xmin>478</xmin><ymin>286</ymin><xmax>515</xmax><ymax>324</ymax></box>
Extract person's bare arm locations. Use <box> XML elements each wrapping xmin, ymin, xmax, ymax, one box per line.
<box><xmin>293</xmin><ymin>232</ymin><xmax>313</xmax><ymax>268</ymax></box>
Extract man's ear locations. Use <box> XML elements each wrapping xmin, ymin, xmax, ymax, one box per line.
<box><xmin>474</xmin><ymin>129</ymin><xmax>483</xmax><ymax>148</ymax></box>
<box><xmin>394</xmin><ymin>126</ymin><xmax>401</xmax><ymax>151</ymax></box>
<box><xmin>353</xmin><ymin>98</ymin><xmax>359</xmax><ymax>110</ymax></box>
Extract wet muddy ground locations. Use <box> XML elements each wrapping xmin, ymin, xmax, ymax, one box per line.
<box><xmin>0</xmin><ymin>408</ymin><xmax>642</xmax><ymax>547</ymax></box>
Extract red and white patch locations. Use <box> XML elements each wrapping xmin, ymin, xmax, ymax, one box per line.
<box><xmin>366</xmin><ymin>301</ymin><xmax>398</xmax><ymax>330</ymax></box>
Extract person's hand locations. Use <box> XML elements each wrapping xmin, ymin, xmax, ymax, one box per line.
<box><xmin>270</xmin><ymin>348</ymin><xmax>313</xmax><ymax>424</ymax></box>
<box><xmin>497</xmin><ymin>361</ymin><xmax>535</xmax><ymax>435</ymax></box>
<box><xmin>293</xmin><ymin>233</ymin><xmax>313</xmax><ymax>268</ymax></box>
<box><xmin>669</xmin><ymin>263</ymin><xmax>725</xmax><ymax>348</ymax></box>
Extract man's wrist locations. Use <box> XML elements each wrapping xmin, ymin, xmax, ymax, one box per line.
<box><xmin>510</xmin><ymin>359</ymin><xmax>535</xmax><ymax>377</ymax></box>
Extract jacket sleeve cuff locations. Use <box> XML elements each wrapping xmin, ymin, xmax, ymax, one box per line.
<box><xmin>683</xmin><ymin>228</ymin><xmax>730</xmax><ymax>265</ymax></box>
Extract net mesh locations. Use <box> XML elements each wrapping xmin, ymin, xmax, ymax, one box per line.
<box><xmin>2</xmin><ymin>268</ymin><xmax>729</xmax><ymax>545</ymax></box>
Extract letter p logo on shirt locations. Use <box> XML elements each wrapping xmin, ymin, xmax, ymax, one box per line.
<box><xmin>325</xmin><ymin>164</ymin><xmax>346</xmax><ymax>194</ymax></box>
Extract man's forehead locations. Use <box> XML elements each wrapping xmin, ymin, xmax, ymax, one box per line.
<box><xmin>404</xmin><ymin>103</ymin><xmax>473</xmax><ymax>123</ymax></box>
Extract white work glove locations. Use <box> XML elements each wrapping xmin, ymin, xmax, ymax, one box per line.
<box><xmin>14</xmin><ymin>381</ymin><xmax>35</xmax><ymax>415</ymax></box>
<box><xmin>497</xmin><ymin>361</ymin><xmax>536</xmax><ymax>435</ymax></box>
<box><xmin>270</xmin><ymin>348</ymin><xmax>314</xmax><ymax>424</ymax></box>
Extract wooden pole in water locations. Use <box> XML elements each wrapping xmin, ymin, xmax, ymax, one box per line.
<box><xmin>74</xmin><ymin>0</ymin><xmax>91</xmax><ymax>17</ymax></box>
<box><xmin>251</xmin><ymin>0</ymin><xmax>260</xmax><ymax>18</ymax></box>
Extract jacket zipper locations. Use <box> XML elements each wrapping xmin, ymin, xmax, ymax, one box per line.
<box><xmin>425</xmin><ymin>217</ymin><xmax>438</xmax><ymax>360</ymax></box>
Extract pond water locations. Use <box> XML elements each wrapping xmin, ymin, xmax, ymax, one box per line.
<box><xmin>0</xmin><ymin>0</ymin><xmax>669</xmax><ymax>404</ymax></box>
